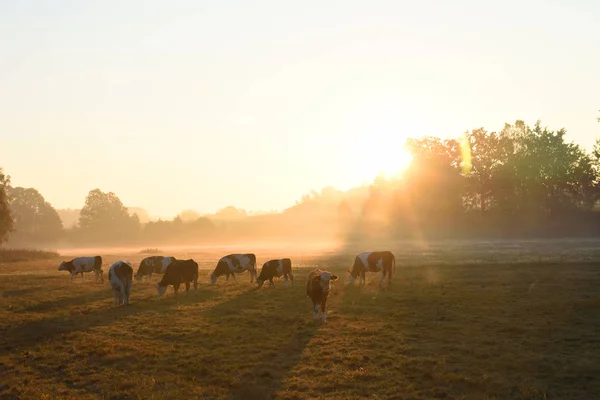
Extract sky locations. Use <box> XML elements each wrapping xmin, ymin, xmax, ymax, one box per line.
<box><xmin>1</xmin><ymin>0</ymin><xmax>599</xmax><ymax>219</ymax></box>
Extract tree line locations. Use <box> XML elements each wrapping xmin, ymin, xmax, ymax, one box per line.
<box><xmin>1</xmin><ymin>119</ymin><xmax>599</xmax><ymax>247</ymax></box>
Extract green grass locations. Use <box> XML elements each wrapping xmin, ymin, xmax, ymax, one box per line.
<box><xmin>1</xmin><ymin>243</ymin><xmax>600</xmax><ymax>399</ymax></box>
<box><xmin>0</xmin><ymin>248</ymin><xmax>60</xmax><ymax>263</ymax></box>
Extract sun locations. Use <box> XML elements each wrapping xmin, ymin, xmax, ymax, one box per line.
<box><xmin>346</xmin><ymin>138</ymin><xmax>414</xmax><ymax>186</ymax></box>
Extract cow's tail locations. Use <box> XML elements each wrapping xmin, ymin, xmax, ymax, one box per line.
<box><xmin>392</xmin><ymin>253</ymin><xmax>396</xmax><ymax>276</ymax></box>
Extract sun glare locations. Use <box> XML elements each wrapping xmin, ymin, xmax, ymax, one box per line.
<box><xmin>347</xmin><ymin>138</ymin><xmax>414</xmax><ymax>186</ymax></box>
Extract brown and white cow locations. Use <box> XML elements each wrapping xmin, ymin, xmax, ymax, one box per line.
<box><xmin>306</xmin><ymin>268</ymin><xmax>338</xmax><ymax>322</ymax></box>
<box><xmin>134</xmin><ymin>256</ymin><xmax>176</xmax><ymax>283</ymax></box>
<box><xmin>347</xmin><ymin>251</ymin><xmax>396</xmax><ymax>287</ymax></box>
<box><xmin>256</xmin><ymin>258</ymin><xmax>294</xmax><ymax>288</ymax></box>
<box><xmin>156</xmin><ymin>259</ymin><xmax>199</xmax><ymax>297</ymax></box>
<box><xmin>209</xmin><ymin>253</ymin><xmax>257</xmax><ymax>285</ymax></box>
<box><xmin>109</xmin><ymin>260</ymin><xmax>133</xmax><ymax>306</ymax></box>
<box><xmin>58</xmin><ymin>256</ymin><xmax>104</xmax><ymax>283</ymax></box>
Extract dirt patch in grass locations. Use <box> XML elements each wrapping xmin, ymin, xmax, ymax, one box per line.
<box><xmin>1</xmin><ymin>244</ymin><xmax>599</xmax><ymax>399</ymax></box>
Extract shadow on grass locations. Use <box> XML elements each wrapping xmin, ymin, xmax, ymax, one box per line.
<box><xmin>198</xmin><ymin>280</ymin><xmax>322</xmax><ymax>399</ymax></box>
<box><xmin>17</xmin><ymin>288</ymin><xmax>113</xmax><ymax>313</ymax></box>
<box><xmin>0</xmin><ymin>288</ymin><xmax>220</xmax><ymax>353</ymax></box>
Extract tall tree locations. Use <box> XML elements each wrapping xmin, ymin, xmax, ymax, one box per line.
<box><xmin>465</xmin><ymin>128</ymin><xmax>511</xmax><ymax>213</ymax></box>
<box><xmin>0</xmin><ymin>168</ymin><xmax>13</xmax><ymax>244</ymax></box>
<box><xmin>402</xmin><ymin>137</ymin><xmax>465</xmax><ymax>223</ymax></box>
<box><xmin>8</xmin><ymin>187</ymin><xmax>63</xmax><ymax>240</ymax></box>
<box><xmin>79</xmin><ymin>189</ymin><xmax>140</xmax><ymax>239</ymax></box>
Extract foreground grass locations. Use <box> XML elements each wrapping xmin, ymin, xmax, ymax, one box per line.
<box><xmin>0</xmin><ymin>248</ymin><xmax>60</xmax><ymax>263</ymax></box>
<box><xmin>1</xmin><ymin>247</ymin><xmax>599</xmax><ymax>399</ymax></box>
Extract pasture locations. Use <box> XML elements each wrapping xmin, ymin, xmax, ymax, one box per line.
<box><xmin>1</xmin><ymin>239</ymin><xmax>600</xmax><ymax>399</ymax></box>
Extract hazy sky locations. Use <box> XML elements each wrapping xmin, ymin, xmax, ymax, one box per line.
<box><xmin>1</xmin><ymin>0</ymin><xmax>599</xmax><ymax>218</ymax></box>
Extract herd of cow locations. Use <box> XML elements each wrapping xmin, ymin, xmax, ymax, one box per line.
<box><xmin>57</xmin><ymin>251</ymin><xmax>396</xmax><ymax>322</ymax></box>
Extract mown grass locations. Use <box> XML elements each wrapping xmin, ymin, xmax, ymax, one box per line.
<box><xmin>1</xmin><ymin>243</ymin><xmax>600</xmax><ymax>399</ymax></box>
<box><xmin>0</xmin><ymin>248</ymin><xmax>60</xmax><ymax>263</ymax></box>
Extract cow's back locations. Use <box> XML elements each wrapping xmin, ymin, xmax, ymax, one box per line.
<box><xmin>164</xmin><ymin>259</ymin><xmax>198</xmax><ymax>283</ymax></box>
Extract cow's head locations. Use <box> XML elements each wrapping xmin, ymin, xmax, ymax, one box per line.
<box><xmin>313</xmin><ymin>271</ymin><xmax>338</xmax><ymax>293</ymax></box>
<box><xmin>347</xmin><ymin>268</ymin><xmax>358</xmax><ymax>284</ymax></box>
<box><xmin>58</xmin><ymin>261</ymin><xmax>72</xmax><ymax>272</ymax></box>
<box><xmin>209</xmin><ymin>273</ymin><xmax>218</xmax><ymax>285</ymax></box>
<box><xmin>156</xmin><ymin>282</ymin><xmax>167</xmax><ymax>297</ymax></box>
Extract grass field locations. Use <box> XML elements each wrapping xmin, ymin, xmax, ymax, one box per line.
<box><xmin>1</xmin><ymin>240</ymin><xmax>600</xmax><ymax>399</ymax></box>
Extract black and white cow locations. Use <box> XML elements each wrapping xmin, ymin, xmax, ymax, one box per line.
<box><xmin>58</xmin><ymin>256</ymin><xmax>104</xmax><ymax>283</ymax></box>
<box><xmin>209</xmin><ymin>253</ymin><xmax>257</xmax><ymax>285</ymax></box>
<box><xmin>256</xmin><ymin>258</ymin><xmax>294</xmax><ymax>288</ymax></box>
<box><xmin>347</xmin><ymin>251</ymin><xmax>396</xmax><ymax>287</ymax></box>
<box><xmin>156</xmin><ymin>259</ymin><xmax>199</xmax><ymax>297</ymax></box>
<box><xmin>109</xmin><ymin>260</ymin><xmax>133</xmax><ymax>306</ymax></box>
<box><xmin>306</xmin><ymin>268</ymin><xmax>338</xmax><ymax>322</ymax></box>
<box><xmin>134</xmin><ymin>256</ymin><xmax>176</xmax><ymax>282</ymax></box>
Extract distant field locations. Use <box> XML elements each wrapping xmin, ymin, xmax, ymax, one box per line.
<box><xmin>1</xmin><ymin>241</ymin><xmax>600</xmax><ymax>399</ymax></box>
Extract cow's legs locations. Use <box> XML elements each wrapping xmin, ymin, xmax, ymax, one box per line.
<box><xmin>379</xmin><ymin>270</ymin><xmax>385</xmax><ymax>287</ymax></box>
<box><xmin>313</xmin><ymin>302</ymin><xmax>319</xmax><ymax>320</ymax></box>
<box><xmin>269</xmin><ymin>278</ymin><xmax>274</xmax><ymax>287</ymax></box>
<box><xmin>232</xmin><ymin>273</ymin><xmax>238</xmax><ymax>284</ymax></box>
<box><xmin>321</xmin><ymin>299</ymin><xmax>328</xmax><ymax>322</ymax></box>
<box><xmin>174</xmin><ymin>283</ymin><xmax>180</xmax><ymax>296</ymax></box>
<box><xmin>113</xmin><ymin>289</ymin><xmax>119</xmax><ymax>305</ymax></box>
<box><xmin>184</xmin><ymin>282</ymin><xmax>190</xmax><ymax>295</ymax></box>
<box><xmin>283</xmin><ymin>274</ymin><xmax>288</xmax><ymax>287</ymax></box>
<box><xmin>70</xmin><ymin>272</ymin><xmax>75</xmax><ymax>283</ymax></box>
<box><xmin>289</xmin><ymin>271</ymin><xmax>294</xmax><ymax>286</ymax></box>
<box><xmin>249</xmin><ymin>269</ymin><xmax>255</xmax><ymax>283</ymax></box>
<box><xmin>124</xmin><ymin>285</ymin><xmax>130</xmax><ymax>306</ymax></box>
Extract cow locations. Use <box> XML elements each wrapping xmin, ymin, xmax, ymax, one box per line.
<box><xmin>156</xmin><ymin>259</ymin><xmax>199</xmax><ymax>297</ymax></box>
<box><xmin>209</xmin><ymin>253</ymin><xmax>257</xmax><ymax>285</ymax></box>
<box><xmin>134</xmin><ymin>256</ymin><xmax>176</xmax><ymax>283</ymax></box>
<box><xmin>58</xmin><ymin>256</ymin><xmax>104</xmax><ymax>283</ymax></box>
<box><xmin>108</xmin><ymin>260</ymin><xmax>133</xmax><ymax>306</ymax></box>
<box><xmin>347</xmin><ymin>251</ymin><xmax>396</xmax><ymax>287</ymax></box>
<box><xmin>306</xmin><ymin>268</ymin><xmax>338</xmax><ymax>322</ymax></box>
<box><xmin>256</xmin><ymin>258</ymin><xmax>294</xmax><ymax>288</ymax></box>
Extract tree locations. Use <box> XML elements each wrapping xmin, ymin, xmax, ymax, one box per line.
<box><xmin>178</xmin><ymin>209</ymin><xmax>201</xmax><ymax>222</ymax></box>
<box><xmin>401</xmin><ymin>137</ymin><xmax>465</xmax><ymax>227</ymax></box>
<box><xmin>127</xmin><ymin>207</ymin><xmax>151</xmax><ymax>223</ymax></box>
<box><xmin>464</xmin><ymin>128</ymin><xmax>511</xmax><ymax>213</ymax></box>
<box><xmin>79</xmin><ymin>189</ymin><xmax>140</xmax><ymax>240</ymax></box>
<box><xmin>0</xmin><ymin>168</ymin><xmax>13</xmax><ymax>244</ymax></box>
<box><xmin>8</xmin><ymin>187</ymin><xmax>63</xmax><ymax>240</ymax></box>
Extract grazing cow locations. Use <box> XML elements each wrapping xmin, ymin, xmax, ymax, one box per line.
<box><xmin>347</xmin><ymin>251</ymin><xmax>396</xmax><ymax>287</ymax></box>
<box><xmin>209</xmin><ymin>253</ymin><xmax>257</xmax><ymax>285</ymax></box>
<box><xmin>256</xmin><ymin>258</ymin><xmax>294</xmax><ymax>288</ymax></box>
<box><xmin>58</xmin><ymin>256</ymin><xmax>104</xmax><ymax>283</ymax></box>
<box><xmin>306</xmin><ymin>268</ymin><xmax>338</xmax><ymax>322</ymax></box>
<box><xmin>108</xmin><ymin>260</ymin><xmax>133</xmax><ymax>306</ymax></box>
<box><xmin>156</xmin><ymin>259</ymin><xmax>199</xmax><ymax>297</ymax></box>
<box><xmin>134</xmin><ymin>256</ymin><xmax>176</xmax><ymax>282</ymax></box>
